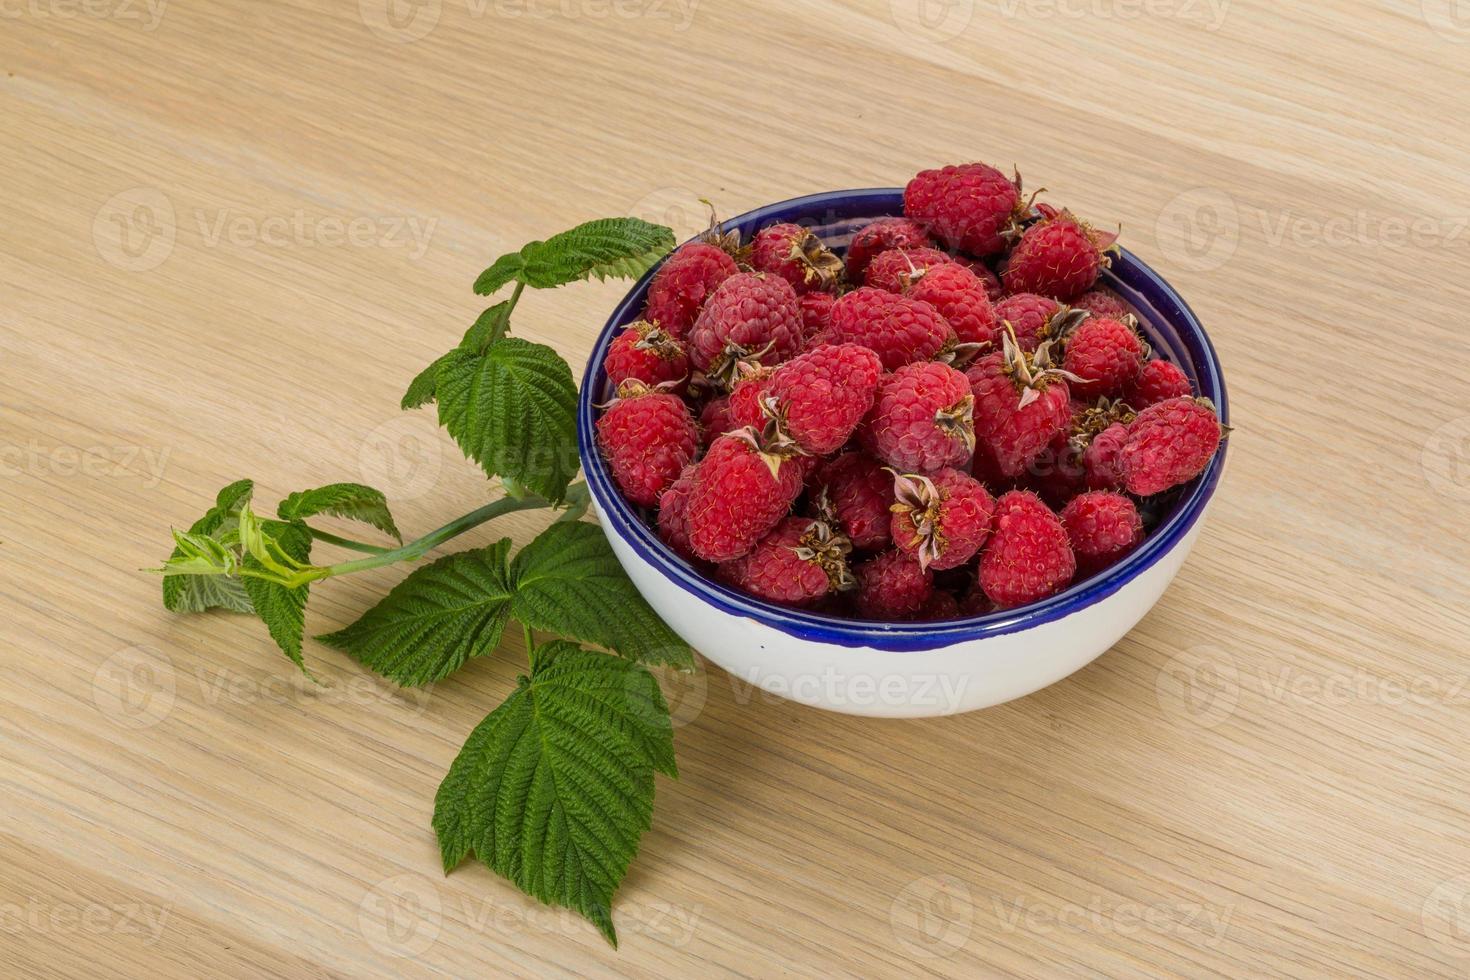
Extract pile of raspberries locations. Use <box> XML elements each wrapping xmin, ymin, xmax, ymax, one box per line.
<box><xmin>596</xmin><ymin>162</ymin><xmax>1225</xmax><ymax>620</ymax></box>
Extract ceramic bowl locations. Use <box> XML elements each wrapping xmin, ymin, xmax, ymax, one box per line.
<box><xmin>577</xmin><ymin>188</ymin><xmax>1229</xmax><ymax>718</ymax></box>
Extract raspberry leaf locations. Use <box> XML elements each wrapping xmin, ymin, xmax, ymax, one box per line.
<box><xmin>317</xmin><ymin>541</ymin><xmax>515</xmax><ymax>687</ymax></box>
<box><xmin>433</xmin><ymin>641</ymin><xmax>676</xmax><ymax>947</ymax></box>
<box><xmin>277</xmin><ymin>483</ymin><xmax>401</xmax><ymax>542</ymax></box>
<box><xmin>240</xmin><ymin>518</ymin><xmax>314</xmax><ymax>674</ymax></box>
<box><xmin>474</xmin><ymin>218</ymin><xmax>675</xmax><ymax>295</ymax></box>
<box><xmin>162</xmin><ymin>479</ymin><xmax>256</xmax><ymax>614</ymax></box>
<box><xmin>402</xmin><ymin>303</ymin><xmax>513</xmax><ymax>410</ymax></box>
<box><xmin>509</xmin><ymin>522</ymin><xmax>695</xmax><ymax>669</ymax></box>
<box><xmin>435</xmin><ymin>338</ymin><xmax>578</xmax><ymax>504</ymax></box>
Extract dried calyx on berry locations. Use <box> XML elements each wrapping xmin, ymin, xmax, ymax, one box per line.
<box><xmin>696</xmin><ymin>199</ymin><xmax>752</xmax><ymax>264</ymax></box>
<box><xmin>999</xmin><ymin>167</ymin><xmax>1046</xmax><ymax>244</ymax></box>
<box><xmin>1037</xmin><ymin>203</ymin><xmax>1120</xmax><ymax>262</ymax></box>
<box><xmin>624</xmin><ymin>319</ymin><xmax>684</xmax><ymax>357</ymax></box>
<box><xmin>790</xmin><ymin>518</ymin><xmax>857</xmax><ymax>592</ymax></box>
<box><xmin>888</xmin><ymin>471</ymin><xmax>949</xmax><ymax>570</ymax></box>
<box><xmin>726</xmin><ymin>424</ymin><xmax>801</xmax><ymax>480</ymax></box>
<box><xmin>998</xmin><ymin>326</ymin><xmax>1084</xmax><ymax>408</ymax></box>
<box><xmin>785</xmin><ymin>226</ymin><xmax>845</xmax><ymax>291</ymax></box>
<box><xmin>1070</xmin><ymin>397</ymin><xmax>1137</xmax><ymax>449</ymax></box>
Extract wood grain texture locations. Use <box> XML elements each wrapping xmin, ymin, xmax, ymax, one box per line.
<box><xmin>3</xmin><ymin>1</ymin><xmax>1469</xmax><ymax>975</ymax></box>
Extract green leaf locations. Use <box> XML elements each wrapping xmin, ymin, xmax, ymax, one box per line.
<box><xmin>316</xmin><ymin>541</ymin><xmax>514</xmax><ymax>687</ymax></box>
<box><xmin>474</xmin><ymin>218</ymin><xmax>675</xmax><ymax>295</ymax></box>
<box><xmin>241</xmin><ymin>519</ymin><xmax>314</xmax><ymax>674</ymax></box>
<box><xmin>433</xmin><ymin>642</ymin><xmax>675</xmax><ymax>947</ymax></box>
<box><xmin>278</xmin><ymin>483</ymin><xmax>401</xmax><ymax>542</ymax></box>
<box><xmin>435</xmin><ymin>338</ymin><xmax>578</xmax><ymax>503</ymax></box>
<box><xmin>401</xmin><ymin>303</ymin><xmax>512</xmax><ymax>410</ymax></box>
<box><xmin>510</xmin><ymin>522</ymin><xmax>694</xmax><ymax>669</ymax></box>
<box><xmin>162</xmin><ymin>479</ymin><xmax>255</xmax><ymax>613</ymax></box>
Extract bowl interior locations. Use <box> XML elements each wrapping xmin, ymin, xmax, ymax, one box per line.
<box><xmin>577</xmin><ymin>188</ymin><xmax>1228</xmax><ymax>650</ymax></box>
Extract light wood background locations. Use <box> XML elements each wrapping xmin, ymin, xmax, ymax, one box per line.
<box><xmin>4</xmin><ymin>1</ymin><xmax>1469</xmax><ymax>976</ymax></box>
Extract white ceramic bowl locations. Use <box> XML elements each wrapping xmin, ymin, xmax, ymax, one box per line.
<box><xmin>578</xmin><ymin>189</ymin><xmax>1229</xmax><ymax>718</ymax></box>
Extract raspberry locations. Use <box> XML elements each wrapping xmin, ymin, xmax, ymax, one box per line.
<box><xmin>603</xmin><ymin>320</ymin><xmax>688</xmax><ymax>389</ymax></box>
<box><xmin>1072</xmin><ymin>287</ymin><xmax>1130</xmax><ymax>320</ymax></box>
<box><xmin>596</xmin><ymin>382</ymin><xmax>700</xmax><ymax>508</ymax></box>
<box><xmin>750</xmin><ymin>222</ymin><xmax>844</xmax><ymax>295</ymax></box>
<box><xmin>978</xmin><ymin>491</ymin><xmax>1076</xmax><ymax>608</ymax></box>
<box><xmin>905</xmin><ymin>262</ymin><xmax>999</xmax><ymax>347</ymax></box>
<box><xmin>764</xmin><ymin>343</ymin><xmax>883</xmax><ymax>454</ymax></box>
<box><xmin>719</xmin><ymin>517</ymin><xmax>854</xmax><ymax>607</ymax></box>
<box><xmin>1083</xmin><ymin>421</ymin><xmax>1129</xmax><ymax>490</ymax></box>
<box><xmin>1121</xmin><ymin>397</ymin><xmax>1223</xmax><ymax>495</ymax></box>
<box><xmin>657</xmin><ymin>464</ymin><xmax>699</xmax><ymax>561</ymax></box>
<box><xmin>864</xmin><ymin>246</ymin><xmax>954</xmax><ymax>293</ymax></box>
<box><xmin>845</xmin><ymin>216</ymin><xmax>934</xmax><ymax>280</ymax></box>
<box><xmin>920</xmin><ymin>590</ymin><xmax>962</xmax><ymax>620</ymax></box>
<box><xmin>904</xmin><ymin>162</ymin><xmax>1023</xmax><ymax>256</ymax></box>
<box><xmin>967</xmin><ymin>334</ymin><xmax>1075</xmax><ymax>480</ymax></box>
<box><xmin>964</xmin><ymin>260</ymin><xmax>1004</xmax><ymax>301</ymax></box>
<box><xmin>828</xmin><ymin>287</ymin><xmax>955</xmax><ymax>371</ymax></box>
<box><xmin>992</xmin><ymin>293</ymin><xmax>1085</xmax><ymax>352</ymax></box>
<box><xmin>799</xmin><ymin>291</ymin><xmax>835</xmax><ymax>348</ymax></box>
<box><xmin>1003</xmin><ymin>206</ymin><xmax>1115</xmax><ymax>301</ymax></box>
<box><xmin>726</xmin><ymin>364</ymin><xmax>775</xmax><ymax>431</ymax></box>
<box><xmin>1063</xmin><ymin>316</ymin><xmax>1145</xmax><ymax>399</ymax></box>
<box><xmin>889</xmin><ymin>468</ymin><xmax>995</xmax><ymax>570</ymax></box>
<box><xmin>853</xmin><ymin>549</ymin><xmax>934</xmax><ymax>620</ymax></box>
<box><xmin>861</xmin><ymin>362</ymin><xmax>975</xmax><ymax>472</ymax></box>
<box><xmin>809</xmin><ymin>452</ymin><xmax>893</xmax><ymax>550</ymax></box>
<box><xmin>699</xmin><ymin>395</ymin><xmax>734</xmax><ymax>445</ymax></box>
<box><xmin>643</xmin><ymin>242</ymin><xmax>738</xmax><ymax>338</ymax></box>
<box><xmin>1124</xmin><ymin>359</ymin><xmax>1192</xmax><ymax>408</ymax></box>
<box><xmin>686</xmin><ymin>429</ymin><xmax>806</xmax><ymax>561</ymax></box>
<box><xmin>1060</xmin><ymin>491</ymin><xmax>1142</xmax><ymax>574</ymax></box>
<box><xmin>688</xmin><ymin>272</ymin><xmax>803</xmax><ymax>377</ymax></box>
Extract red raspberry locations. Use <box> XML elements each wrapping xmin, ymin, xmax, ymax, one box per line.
<box><xmin>726</xmin><ymin>365</ymin><xmax>775</xmax><ymax>431</ymax></box>
<box><xmin>965</xmin><ymin>260</ymin><xmax>1004</xmax><ymax>301</ymax></box>
<box><xmin>596</xmin><ymin>383</ymin><xmax>700</xmax><ymax>509</ymax></box>
<box><xmin>686</xmin><ymin>430</ymin><xmax>806</xmax><ymax>561</ymax></box>
<box><xmin>1121</xmin><ymin>397</ymin><xmax>1223</xmax><ymax>495</ymax></box>
<box><xmin>889</xmin><ymin>468</ymin><xmax>996</xmax><ymax>570</ymax></box>
<box><xmin>1063</xmin><ymin>316</ymin><xmax>1145</xmax><ymax>398</ymax></box>
<box><xmin>828</xmin><ymin>287</ymin><xmax>955</xmax><ymax>371</ymax></box>
<box><xmin>699</xmin><ymin>395</ymin><xmax>734</xmax><ymax>446</ymax></box>
<box><xmin>967</xmin><ymin>334</ymin><xmax>1076</xmax><ymax>480</ymax></box>
<box><xmin>978</xmin><ymin>491</ymin><xmax>1076</xmax><ymax>608</ymax></box>
<box><xmin>853</xmin><ymin>548</ymin><xmax>934</xmax><ymax>620</ymax></box>
<box><xmin>603</xmin><ymin>320</ymin><xmax>689</xmax><ymax>389</ymax></box>
<box><xmin>845</xmin><ymin>216</ymin><xmax>934</xmax><ymax>280</ymax></box>
<box><xmin>1083</xmin><ymin>421</ymin><xmax>1129</xmax><ymax>490</ymax></box>
<box><xmin>764</xmin><ymin>344</ymin><xmax>883</xmax><ymax>454</ymax></box>
<box><xmin>657</xmin><ymin>464</ymin><xmax>699</xmax><ymax>561</ymax></box>
<box><xmin>1003</xmin><ymin>206</ymin><xmax>1116</xmax><ymax>301</ymax></box>
<box><xmin>643</xmin><ymin>242</ymin><xmax>738</xmax><ymax>338</ymax></box>
<box><xmin>1124</xmin><ymin>359</ymin><xmax>1192</xmax><ymax>408</ymax></box>
<box><xmin>689</xmin><ymin>272</ymin><xmax>803</xmax><ymax>377</ymax></box>
<box><xmin>1060</xmin><ymin>491</ymin><xmax>1143</xmax><ymax>574</ymax></box>
<box><xmin>809</xmin><ymin>452</ymin><xmax>893</xmax><ymax>551</ymax></box>
<box><xmin>862</xmin><ymin>362</ymin><xmax>975</xmax><ymax>472</ymax></box>
<box><xmin>920</xmin><ymin>590</ymin><xmax>962</xmax><ymax>621</ymax></box>
<box><xmin>992</xmin><ymin>293</ymin><xmax>1086</xmax><ymax>352</ymax></box>
<box><xmin>865</xmin><ymin>246</ymin><xmax>954</xmax><ymax>293</ymax></box>
<box><xmin>750</xmin><ymin>222</ymin><xmax>844</xmax><ymax>295</ymax></box>
<box><xmin>904</xmin><ymin>162</ymin><xmax>1023</xmax><ymax>256</ymax></box>
<box><xmin>905</xmin><ymin>262</ymin><xmax>999</xmax><ymax>347</ymax></box>
<box><xmin>1072</xmin><ymin>287</ymin><xmax>1131</xmax><ymax>320</ymax></box>
<box><xmin>719</xmin><ymin>517</ymin><xmax>854</xmax><ymax>607</ymax></box>
<box><xmin>799</xmin><ymin>291</ymin><xmax>835</xmax><ymax>348</ymax></box>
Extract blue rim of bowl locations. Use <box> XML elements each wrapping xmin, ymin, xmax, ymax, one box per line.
<box><xmin>577</xmin><ymin>188</ymin><xmax>1229</xmax><ymax>651</ymax></box>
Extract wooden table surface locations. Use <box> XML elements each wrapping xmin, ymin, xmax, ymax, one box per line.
<box><xmin>4</xmin><ymin>1</ymin><xmax>1469</xmax><ymax>976</ymax></box>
